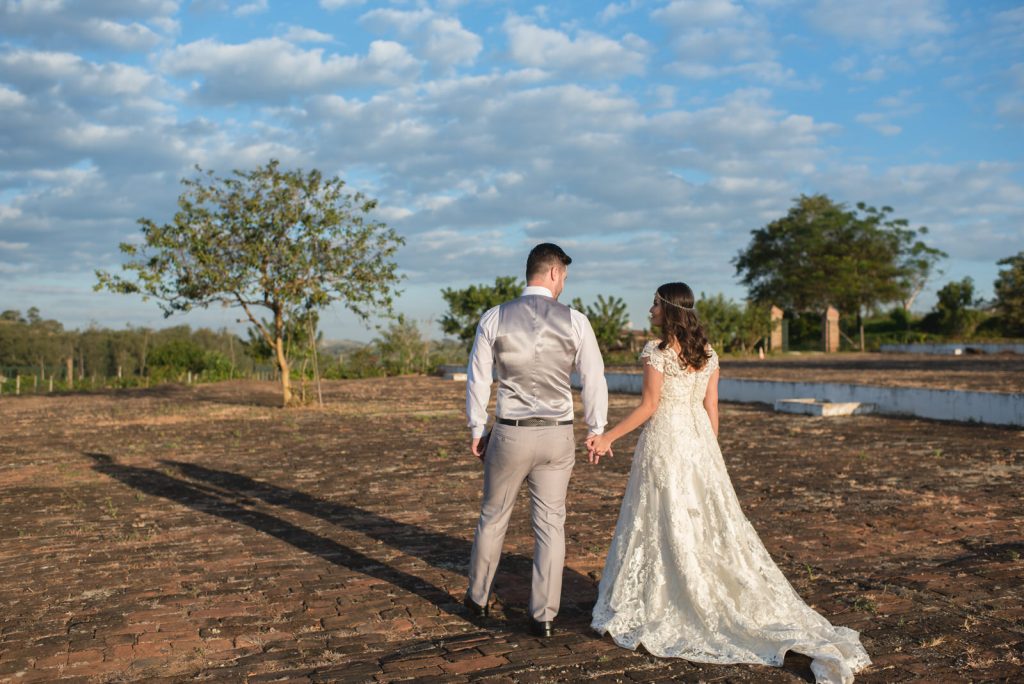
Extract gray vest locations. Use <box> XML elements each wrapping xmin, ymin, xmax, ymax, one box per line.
<box><xmin>494</xmin><ymin>295</ymin><xmax>577</xmax><ymax>421</ymax></box>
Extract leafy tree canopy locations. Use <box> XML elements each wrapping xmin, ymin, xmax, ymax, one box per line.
<box><xmin>931</xmin><ymin>277</ymin><xmax>983</xmax><ymax>338</ymax></box>
<box><xmin>571</xmin><ymin>294</ymin><xmax>630</xmax><ymax>353</ymax></box>
<box><xmin>441</xmin><ymin>276</ymin><xmax>523</xmax><ymax>350</ymax></box>
<box><xmin>96</xmin><ymin>159</ymin><xmax>404</xmax><ymax>406</ymax></box>
<box><xmin>695</xmin><ymin>293</ymin><xmax>771</xmax><ymax>353</ymax></box>
<box><xmin>733</xmin><ymin>194</ymin><xmax>946</xmax><ymax>317</ymax></box>
<box><xmin>994</xmin><ymin>251</ymin><xmax>1024</xmax><ymax>336</ymax></box>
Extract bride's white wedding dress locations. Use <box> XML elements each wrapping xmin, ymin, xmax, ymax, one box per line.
<box><xmin>591</xmin><ymin>341</ymin><xmax>871</xmax><ymax>684</ymax></box>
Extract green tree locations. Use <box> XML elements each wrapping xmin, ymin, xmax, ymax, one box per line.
<box><xmin>149</xmin><ymin>338</ymin><xmax>208</xmax><ymax>374</ymax></box>
<box><xmin>993</xmin><ymin>251</ymin><xmax>1024</xmax><ymax>336</ymax></box>
<box><xmin>694</xmin><ymin>294</ymin><xmax>770</xmax><ymax>353</ymax></box>
<box><xmin>441</xmin><ymin>276</ymin><xmax>523</xmax><ymax>350</ymax></box>
<box><xmin>96</xmin><ymin>160</ymin><xmax>404</xmax><ymax>406</ymax></box>
<box><xmin>736</xmin><ymin>301</ymin><xmax>772</xmax><ymax>353</ymax></box>
<box><xmin>695</xmin><ymin>293</ymin><xmax>742</xmax><ymax>351</ymax></box>
<box><xmin>733</xmin><ymin>194</ymin><xmax>945</xmax><ymax>349</ymax></box>
<box><xmin>375</xmin><ymin>314</ymin><xmax>430</xmax><ymax>375</ymax></box>
<box><xmin>933</xmin><ymin>277</ymin><xmax>983</xmax><ymax>338</ymax></box>
<box><xmin>571</xmin><ymin>294</ymin><xmax>629</xmax><ymax>353</ymax></box>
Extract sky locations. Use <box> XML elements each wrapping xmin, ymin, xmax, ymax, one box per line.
<box><xmin>1</xmin><ymin>0</ymin><xmax>1022</xmax><ymax>343</ymax></box>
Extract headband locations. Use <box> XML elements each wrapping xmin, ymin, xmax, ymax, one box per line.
<box><xmin>658</xmin><ymin>293</ymin><xmax>695</xmax><ymax>311</ymax></box>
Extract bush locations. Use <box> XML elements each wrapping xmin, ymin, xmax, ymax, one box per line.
<box><xmin>329</xmin><ymin>346</ymin><xmax>386</xmax><ymax>379</ymax></box>
<box><xmin>148</xmin><ymin>339</ymin><xmax>208</xmax><ymax>373</ymax></box>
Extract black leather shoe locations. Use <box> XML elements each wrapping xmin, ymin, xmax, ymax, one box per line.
<box><xmin>528</xmin><ymin>619</ymin><xmax>554</xmax><ymax>638</ymax></box>
<box><xmin>464</xmin><ymin>594</ymin><xmax>489</xmax><ymax>617</ymax></box>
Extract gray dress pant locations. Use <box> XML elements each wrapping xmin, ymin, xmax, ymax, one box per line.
<box><xmin>467</xmin><ymin>423</ymin><xmax>576</xmax><ymax>622</ymax></box>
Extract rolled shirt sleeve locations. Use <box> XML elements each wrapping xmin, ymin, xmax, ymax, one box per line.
<box><xmin>466</xmin><ymin>306</ymin><xmax>499</xmax><ymax>439</ymax></box>
<box><xmin>571</xmin><ymin>310</ymin><xmax>608</xmax><ymax>436</ymax></box>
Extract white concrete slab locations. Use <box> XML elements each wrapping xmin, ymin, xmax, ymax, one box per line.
<box><xmin>773</xmin><ymin>398</ymin><xmax>875</xmax><ymax>416</ymax></box>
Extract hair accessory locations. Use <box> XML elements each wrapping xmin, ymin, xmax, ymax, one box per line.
<box><xmin>658</xmin><ymin>294</ymin><xmax>695</xmax><ymax>311</ymax></box>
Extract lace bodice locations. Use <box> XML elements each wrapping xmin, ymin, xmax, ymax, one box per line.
<box><xmin>640</xmin><ymin>340</ymin><xmax>718</xmax><ymax>409</ymax></box>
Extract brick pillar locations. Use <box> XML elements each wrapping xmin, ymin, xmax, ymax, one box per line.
<box><xmin>823</xmin><ymin>306</ymin><xmax>840</xmax><ymax>353</ymax></box>
<box><xmin>770</xmin><ymin>305</ymin><xmax>784</xmax><ymax>352</ymax></box>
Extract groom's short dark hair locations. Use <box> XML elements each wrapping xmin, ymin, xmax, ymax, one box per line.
<box><xmin>526</xmin><ymin>243</ymin><xmax>572</xmax><ymax>279</ymax></box>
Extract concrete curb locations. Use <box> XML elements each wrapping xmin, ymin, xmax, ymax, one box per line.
<box><xmin>588</xmin><ymin>372</ymin><xmax>1024</xmax><ymax>428</ymax></box>
<box><xmin>445</xmin><ymin>366</ymin><xmax>1023</xmax><ymax>427</ymax></box>
<box><xmin>880</xmin><ymin>343</ymin><xmax>1024</xmax><ymax>355</ymax></box>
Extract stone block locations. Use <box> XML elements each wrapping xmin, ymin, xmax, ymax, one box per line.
<box><xmin>774</xmin><ymin>398</ymin><xmax>875</xmax><ymax>416</ymax></box>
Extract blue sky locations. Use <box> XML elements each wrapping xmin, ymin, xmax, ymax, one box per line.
<box><xmin>1</xmin><ymin>0</ymin><xmax>1022</xmax><ymax>342</ymax></box>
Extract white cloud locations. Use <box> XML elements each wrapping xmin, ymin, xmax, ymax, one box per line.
<box><xmin>281</xmin><ymin>25</ymin><xmax>334</xmax><ymax>43</ymax></box>
<box><xmin>824</xmin><ymin>161</ymin><xmax>1024</xmax><ymax>262</ymax></box>
<box><xmin>654</xmin><ymin>0</ymin><xmax>744</xmax><ymax>23</ymax></box>
<box><xmin>0</xmin><ymin>48</ymin><xmax>169</xmax><ymax>105</ymax></box>
<box><xmin>0</xmin><ymin>0</ymin><xmax>178</xmax><ymax>51</ymax></box>
<box><xmin>504</xmin><ymin>17</ymin><xmax>647</xmax><ymax>78</ymax></box>
<box><xmin>360</xmin><ymin>8</ymin><xmax>482</xmax><ymax>72</ymax></box>
<box><xmin>81</xmin><ymin>18</ymin><xmax>162</xmax><ymax>50</ymax></box>
<box><xmin>0</xmin><ymin>240</ymin><xmax>29</xmax><ymax>250</ymax></box>
<box><xmin>0</xmin><ymin>84</ymin><xmax>27</xmax><ymax>108</ymax></box>
<box><xmin>0</xmin><ymin>262</ymin><xmax>33</xmax><ymax>274</ymax></box>
<box><xmin>807</xmin><ymin>0</ymin><xmax>950</xmax><ymax>48</ymax></box>
<box><xmin>234</xmin><ymin>0</ymin><xmax>268</xmax><ymax>17</ymax></box>
<box><xmin>319</xmin><ymin>0</ymin><xmax>364</xmax><ymax>8</ymax></box>
<box><xmin>161</xmin><ymin>38</ymin><xmax>421</xmax><ymax>101</ymax></box>
<box><xmin>856</xmin><ymin>113</ymin><xmax>901</xmax><ymax>136</ymax></box>
<box><xmin>653</xmin><ymin>0</ymin><xmax>801</xmax><ymax>86</ymax></box>
<box><xmin>599</xmin><ymin>0</ymin><xmax>642</xmax><ymax>23</ymax></box>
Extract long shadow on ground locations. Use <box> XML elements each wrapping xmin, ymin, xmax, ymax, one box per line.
<box><xmin>162</xmin><ymin>459</ymin><xmax>599</xmax><ymax>622</ymax></box>
<box><xmin>83</xmin><ymin>453</ymin><xmax>598</xmax><ymax>631</ymax></box>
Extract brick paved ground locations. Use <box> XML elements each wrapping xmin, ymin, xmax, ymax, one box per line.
<box><xmin>0</xmin><ymin>377</ymin><xmax>1021</xmax><ymax>682</ymax></box>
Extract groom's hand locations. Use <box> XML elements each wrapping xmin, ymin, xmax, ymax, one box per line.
<box><xmin>471</xmin><ymin>432</ymin><xmax>489</xmax><ymax>461</ymax></box>
<box><xmin>586</xmin><ymin>434</ymin><xmax>614</xmax><ymax>464</ymax></box>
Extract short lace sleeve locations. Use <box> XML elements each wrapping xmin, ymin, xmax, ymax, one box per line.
<box><xmin>705</xmin><ymin>347</ymin><xmax>719</xmax><ymax>374</ymax></box>
<box><xmin>641</xmin><ymin>340</ymin><xmax>669</xmax><ymax>374</ymax></box>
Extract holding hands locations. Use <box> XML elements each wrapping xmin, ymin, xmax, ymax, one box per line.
<box><xmin>586</xmin><ymin>433</ymin><xmax>615</xmax><ymax>464</ymax></box>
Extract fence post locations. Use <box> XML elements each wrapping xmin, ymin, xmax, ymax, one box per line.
<box><xmin>49</xmin><ymin>377</ymin><xmax>53</xmax><ymax>393</ymax></box>
<box><xmin>15</xmin><ymin>375</ymin><xmax>20</xmax><ymax>396</ymax></box>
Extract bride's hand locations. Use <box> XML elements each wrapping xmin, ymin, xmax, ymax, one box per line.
<box><xmin>586</xmin><ymin>434</ymin><xmax>614</xmax><ymax>464</ymax></box>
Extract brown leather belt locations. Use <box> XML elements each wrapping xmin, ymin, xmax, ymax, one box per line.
<box><xmin>497</xmin><ymin>418</ymin><xmax>573</xmax><ymax>427</ymax></box>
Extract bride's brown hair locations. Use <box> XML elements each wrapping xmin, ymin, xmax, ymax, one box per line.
<box><xmin>656</xmin><ymin>282</ymin><xmax>712</xmax><ymax>371</ymax></box>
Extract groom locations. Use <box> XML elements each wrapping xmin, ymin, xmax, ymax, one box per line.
<box><xmin>464</xmin><ymin>242</ymin><xmax>608</xmax><ymax>637</ymax></box>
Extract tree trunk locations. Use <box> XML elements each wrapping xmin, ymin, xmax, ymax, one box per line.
<box><xmin>858</xmin><ymin>310</ymin><xmax>865</xmax><ymax>352</ymax></box>
<box><xmin>275</xmin><ymin>340</ymin><xmax>292</xmax><ymax>406</ymax></box>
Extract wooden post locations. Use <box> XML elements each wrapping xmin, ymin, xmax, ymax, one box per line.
<box><xmin>15</xmin><ymin>375</ymin><xmax>20</xmax><ymax>396</ymax></box>
<box><xmin>49</xmin><ymin>377</ymin><xmax>54</xmax><ymax>393</ymax></box>
<box><xmin>66</xmin><ymin>357</ymin><xmax>74</xmax><ymax>387</ymax></box>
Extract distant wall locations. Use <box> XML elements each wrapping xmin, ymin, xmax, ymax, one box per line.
<box><xmin>448</xmin><ymin>366</ymin><xmax>1024</xmax><ymax>427</ymax></box>
<box><xmin>578</xmin><ymin>373</ymin><xmax>1024</xmax><ymax>428</ymax></box>
<box><xmin>880</xmin><ymin>343</ymin><xmax>1024</xmax><ymax>355</ymax></box>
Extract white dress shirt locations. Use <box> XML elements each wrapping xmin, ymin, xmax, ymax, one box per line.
<box><xmin>466</xmin><ymin>285</ymin><xmax>608</xmax><ymax>438</ymax></box>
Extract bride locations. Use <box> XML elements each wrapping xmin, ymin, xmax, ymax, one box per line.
<box><xmin>586</xmin><ymin>282</ymin><xmax>870</xmax><ymax>684</ymax></box>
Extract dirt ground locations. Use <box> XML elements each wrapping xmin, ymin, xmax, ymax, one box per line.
<box><xmin>0</xmin><ymin>377</ymin><xmax>1022</xmax><ymax>683</ymax></box>
<box><xmin>615</xmin><ymin>351</ymin><xmax>1024</xmax><ymax>394</ymax></box>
